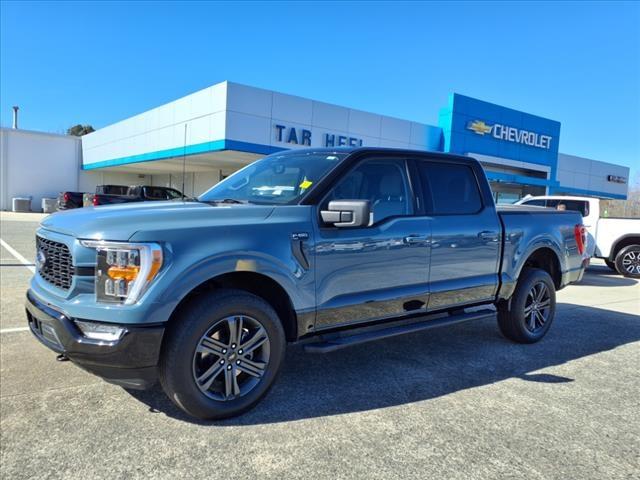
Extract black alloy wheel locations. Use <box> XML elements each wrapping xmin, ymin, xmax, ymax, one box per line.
<box><xmin>159</xmin><ymin>289</ymin><xmax>285</xmax><ymax>420</ymax></box>
<box><xmin>192</xmin><ymin>315</ymin><xmax>270</xmax><ymax>401</ymax></box>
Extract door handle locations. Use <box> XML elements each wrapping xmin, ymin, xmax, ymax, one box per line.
<box><xmin>404</xmin><ymin>235</ymin><xmax>429</xmax><ymax>245</ymax></box>
<box><xmin>478</xmin><ymin>231</ymin><xmax>499</xmax><ymax>242</ymax></box>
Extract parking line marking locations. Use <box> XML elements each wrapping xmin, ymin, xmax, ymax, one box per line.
<box><xmin>0</xmin><ymin>326</ymin><xmax>30</xmax><ymax>334</ymax></box>
<box><xmin>0</xmin><ymin>238</ymin><xmax>35</xmax><ymax>274</ymax></box>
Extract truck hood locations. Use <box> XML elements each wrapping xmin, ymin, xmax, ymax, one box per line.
<box><xmin>40</xmin><ymin>201</ymin><xmax>275</xmax><ymax>241</ymax></box>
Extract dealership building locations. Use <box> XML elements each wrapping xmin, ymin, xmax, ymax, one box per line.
<box><xmin>1</xmin><ymin>81</ymin><xmax>630</xmax><ymax>210</ymax></box>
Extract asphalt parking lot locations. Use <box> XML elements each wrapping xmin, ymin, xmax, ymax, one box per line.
<box><xmin>1</xmin><ymin>212</ymin><xmax>638</xmax><ymax>480</ymax></box>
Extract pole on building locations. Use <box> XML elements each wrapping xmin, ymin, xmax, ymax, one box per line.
<box><xmin>182</xmin><ymin>123</ymin><xmax>187</xmax><ymax>200</ymax></box>
<box><xmin>12</xmin><ymin>106</ymin><xmax>19</xmax><ymax>129</ymax></box>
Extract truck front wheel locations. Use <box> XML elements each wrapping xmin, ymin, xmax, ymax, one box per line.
<box><xmin>497</xmin><ymin>268</ymin><xmax>556</xmax><ymax>344</ymax></box>
<box><xmin>614</xmin><ymin>244</ymin><xmax>640</xmax><ymax>278</ymax></box>
<box><xmin>159</xmin><ymin>289</ymin><xmax>286</xmax><ymax>420</ymax></box>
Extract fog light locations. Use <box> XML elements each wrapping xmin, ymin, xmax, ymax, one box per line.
<box><xmin>75</xmin><ymin>320</ymin><xmax>126</xmax><ymax>341</ymax></box>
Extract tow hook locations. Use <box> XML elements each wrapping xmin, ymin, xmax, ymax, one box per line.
<box><xmin>56</xmin><ymin>354</ymin><xmax>69</xmax><ymax>362</ymax></box>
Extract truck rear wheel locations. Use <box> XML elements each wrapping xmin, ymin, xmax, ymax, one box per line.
<box><xmin>497</xmin><ymin>268</ymin><xmax>556</xmax><ymax>344</ymax></box>
<box><xmin>159</xmin><ymin>289</ymin><xmax>286</xmax><ymax>420</ymax></box>
<box><xmin>614</xmin><ymin>244</ymin><xmax>640</xmax><ymax>278</ymax></box>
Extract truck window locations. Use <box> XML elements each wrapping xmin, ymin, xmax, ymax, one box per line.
<box><xmin>522</xmin><ymin>199</ymin><xmax>546</xmax><ymax>207</ymax></box>
<box><xmin>323</xmin><ymin>159</ymin><xmax>412</xmax><ymax>224</ymax></box>
<box><xmin>144</xmin><ymin>187</ymin><xmax>170</xmax><ymax>200</ymax></box>
<box><xmin>545</xmin><ymin>199</ymin><xmax>589</xmax><ymax>216</ymax></box>
<box><xmin>200</xmin><ymin>151</ymin><xmax>348</xmax><ymax>205</ymax></box>
<box><xmin>96</xmin><ymin>185</ymin><xmax>128</xmax><ymax>195</ymax></box>
<box><xmin>416</xmin><ymin>162</ymin><xmax>483</xmax><ymax>215</ymax></box>
<box><xmin>165</xmin><ymin>188</ymin><xmax>183</xmax><ymax>199</ymax></box>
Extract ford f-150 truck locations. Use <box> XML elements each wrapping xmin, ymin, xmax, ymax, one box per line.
<box><xmin>26</xmin><ymin>148</ymin><xmax>588</xmax><ymax>419</ymax></box>
<box><xmin>516</xmin><ymin>195</ymin><xmax>640</xmax><ymax>278</ymax></box>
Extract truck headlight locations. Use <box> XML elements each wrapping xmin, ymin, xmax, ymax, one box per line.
<box><xmin>80</xmin><ymin>241</ymin><xmax>163</xmax><ymax>305</ymax></box>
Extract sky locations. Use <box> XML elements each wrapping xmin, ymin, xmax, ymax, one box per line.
<box><xmin>1</xmin><ymin>1</ymin><xmax>639</xmax><ymax>178</ymax></box>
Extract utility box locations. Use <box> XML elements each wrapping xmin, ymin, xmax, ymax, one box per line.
<box><xmin>42</xmin><ymin>198</ymin><xmax>57</xmax><ymax>213</ymax></box>
<box><xmin>12</xmin><ymin>197</ymin><xmax>31</xmax><ymax>212</ymax></box>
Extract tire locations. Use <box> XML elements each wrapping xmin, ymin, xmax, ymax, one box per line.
<box><xmin>159</xmin><ymin>289</ymin><xmax>286</xmax><ymax>420</ymax></box>
<box><xmin>497</xmin><ymin>268</ymin><xmax>556</xmax><ymax>344</ymax></box>
<box><xmin>614</xmin><ymin>244</ymin><xmax>640</xmax><ymax>278</ymax></box>
<box><xmin>604</xmin><ymin>259</ymin><xmax>617</xmax><ymax>271</ymax></box>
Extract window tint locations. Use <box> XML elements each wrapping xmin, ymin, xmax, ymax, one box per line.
<box><xmin>545</xmin><ymin>199</ymin><xmax>589</xmax><ymax>216</ymax></box>
<box><xmin>144</xmin><ymin>187</ymin><xmax>170</xmax><ymax>200</ymax></box>
<box><xmin>417</xmin><ymin>162</ymin><xmax>483</xmax><ymax>215</ymax></box>
<box><xmin>522</xmin><ymin>199</ymin><xmax>547</xmax><ymax>207</ymax></box>
<box><xmin>324</xmin><ymin>159</ymin><xmax>412</xmax><ymax>224</ymax></box>
<box><xmin>97</xmin><ymin>185</ymin><xmax>128</xmax><ymax>195</ymax></box>
<box><xmin>165</xmin><ymin>188</ymin><xmax>183</xmax><ymax>199</ymax></box>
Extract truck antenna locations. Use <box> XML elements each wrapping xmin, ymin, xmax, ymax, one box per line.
<box><xmin>182</xmin><ymin>123</ymin><xmax>187</xmax><ymax>200</ymax></box>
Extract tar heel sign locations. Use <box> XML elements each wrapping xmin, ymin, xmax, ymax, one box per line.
<box><xmin>274</xmin><ymin>124</ymin><xmax>363</xmax><ymax>148</ymax></box>
<box><xmin>467</xmin><ymin>120</ymin><xmax>553</xmax><ymax>150</ymax></box>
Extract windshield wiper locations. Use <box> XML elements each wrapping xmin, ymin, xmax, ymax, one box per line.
<box><xmin>208</xmin><ymin>198</ymin><xmax>249</xmax><ymax>204</ymax></box>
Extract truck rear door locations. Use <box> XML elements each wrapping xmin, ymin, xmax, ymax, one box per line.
<box><xmin>412</xmin><ymin>159</ymin><xmax>501</xmax><ymax>310</ymax></box>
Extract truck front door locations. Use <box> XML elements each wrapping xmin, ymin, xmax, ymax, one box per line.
<box><xmin>313</xmin><ymin>156</ymin><xmax>432</xmax><ymax>330</ymax></box>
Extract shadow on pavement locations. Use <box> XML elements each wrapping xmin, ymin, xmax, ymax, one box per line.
<box><xmin>126</xmin><ymin>303</ymin><xmax>640</xmax><ymax>425</ymax></box>
<box><xmin>578</xmin><ymin>265</ymin><xmax>637</xmax><ymax>287</ymax></box>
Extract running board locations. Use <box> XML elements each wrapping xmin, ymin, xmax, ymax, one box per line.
<box><xmin>303</xmin><ymin>309</ymin><xmax>496</xmax><ymax>354</ymax></box>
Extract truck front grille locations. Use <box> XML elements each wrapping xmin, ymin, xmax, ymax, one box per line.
<box><xmin>36</xmin><ymin>236</ymin><xmax>74</xmax><ymax>290</ymax></box>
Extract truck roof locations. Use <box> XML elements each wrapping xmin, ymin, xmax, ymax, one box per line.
<box><xmin>276</xmin><ymin>146</ymin><xmax>476</xmax><ymax>164</ymax></box>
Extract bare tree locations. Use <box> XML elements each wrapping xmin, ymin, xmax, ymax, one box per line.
<box><xmin>601</xmin><ymin>171</ymin><xmax>640</xmax><ymax>218</ymax></box>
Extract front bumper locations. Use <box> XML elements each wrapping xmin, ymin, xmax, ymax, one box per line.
<box><xmin>25</xmin><ymin>290</ymin><xmax>164</xmax><ymax>389</ymax></box>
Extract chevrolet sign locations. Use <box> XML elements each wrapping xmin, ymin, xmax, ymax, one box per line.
<box><xmin>467</xmin><ymin>120</ymin><xmax>553</xmax><ymax>150</ymax></box>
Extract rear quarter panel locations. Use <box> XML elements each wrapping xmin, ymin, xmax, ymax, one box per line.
<box><xmin>498</xmin><ymin>207</ymin><xmax>584</xmax><ymax>299</ymax></box>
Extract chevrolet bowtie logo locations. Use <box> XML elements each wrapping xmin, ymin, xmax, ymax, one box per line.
<box><xmin>467</xmin><ymin>120</ymin><xmax>493</xmax><ymax>135</ymax></box>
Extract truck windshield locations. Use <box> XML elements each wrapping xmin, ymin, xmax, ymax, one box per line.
<box><xmin>199</xmin><ymin>151</ymin><xmax>347</xmax><ymax>205</ymax></box>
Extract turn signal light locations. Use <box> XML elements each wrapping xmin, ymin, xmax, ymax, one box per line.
<box><xmin>107</xmin><ymin>265</ymin><xmax>141</xmax><ymax>281</ymax></box>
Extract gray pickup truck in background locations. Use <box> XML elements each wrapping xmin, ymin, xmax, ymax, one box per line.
<box><xmin>57</xmin><ymin>185</ymin><xmax>184</xmax><ymax>210</ymax></box>
<box><xmin>28</xmin><ymin>147</ymin><xmax>588</xmax><ymax>419</ymax></box>
<box><xmin>88</xmin><ymin>185</ymin><xmax>184</xmax><ymax>206</ymax></box>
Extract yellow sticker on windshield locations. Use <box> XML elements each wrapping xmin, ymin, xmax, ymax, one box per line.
<box><xmin>299</xmin><ymin>180</ymin><xmax>313</xmax><ymax>189</ymax></box>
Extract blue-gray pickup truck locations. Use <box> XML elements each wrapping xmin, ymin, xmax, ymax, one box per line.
<box><xmin>26</xmin><ymin>147</ymin><xmax>588</xmax><ymax>419</ymax></box>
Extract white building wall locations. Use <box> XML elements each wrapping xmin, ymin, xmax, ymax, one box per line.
<box><xmin>224</xmin><ymin>82</ymin><xmax>443</xmax><ymax>151</ymax></box>
<box><xmin>81</xmin><ymin>81</ymin><xmax>443</xmax><ymax>169</ymax></box>
<box><xmin>557</xmin><ymin>153</ymin><xmax>629</xmax><ymax>197</ymax></box>
<box><xmin>78</xmin><ymin>170</ymin><xmax>152</xmax><ymax>195</ymax></box>
<box><xmin>0</xmin><ymin>128</ymin><xmax>82</xmax><ymax>211</ymax></box>
<box><xmin>0</xmin><ymin>128</ymin><xmax>157</xmax><ymax>211</ymax></box>
<box><xmin>82</xmin><ymin>82</ymin><xmax>228</xmax><ymax>168</ymax></box>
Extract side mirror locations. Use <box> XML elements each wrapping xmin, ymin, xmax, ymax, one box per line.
<box><xmin>321</xmin><ymin>200</ymin><xmax>370</xmax><ymax>228</ymax></box>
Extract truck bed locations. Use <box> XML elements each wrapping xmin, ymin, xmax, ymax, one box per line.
<box><xmin>495</xmin><ymin>204</ymin><xmax>585</xmax><ymax>298</ymax></box>
<box><xmin>496</xmin><ymin>204</ymin><xmax>577</xmax><ymax>214</ymax></box>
